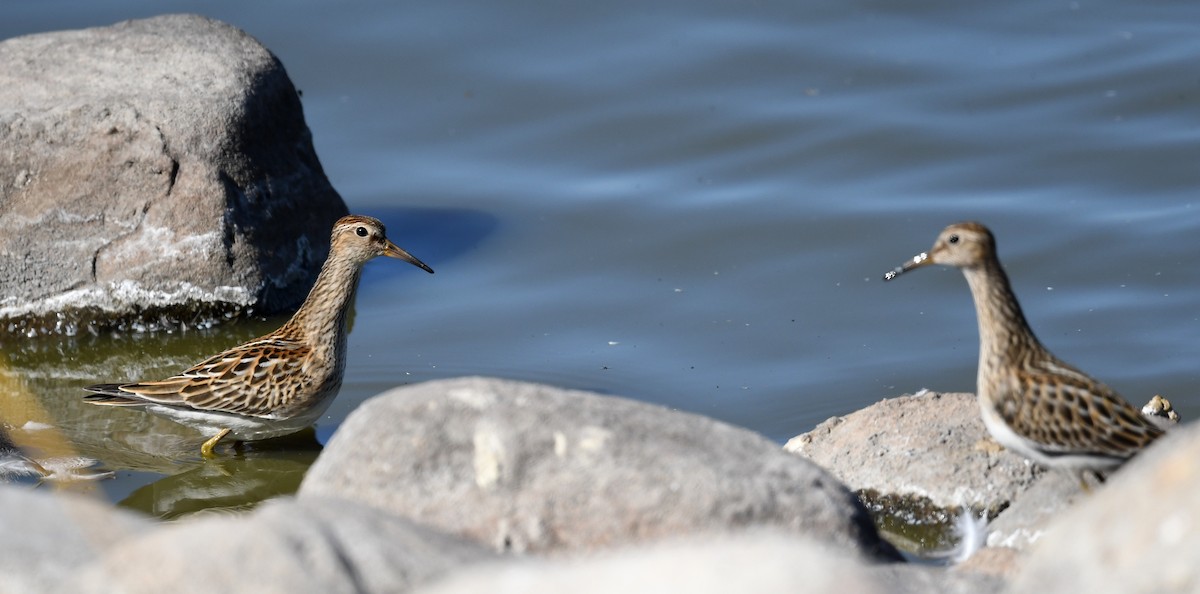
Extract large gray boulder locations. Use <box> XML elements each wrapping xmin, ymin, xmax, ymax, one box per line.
<box><xmin>66</xmin><ymin>496</ymin><xmax>495</xmax><ymax>594</ymax></box>
<box><xmin>299</xmin><ymin>377</ymin><xmax>898</xmax><ymax>560</ymax></box>
<box><xmin>0</xmin><ymin>14</ymin><xmax>347</xmax><ymax>335</ymax></box>
<box><xmin>0</xmin><ymin>486</ymin><xmax>152</xmax><ymax>593</ymax></box>
<box><xmin>1007</xmin><ymin>421</ymin><xmax>1200</xmax><ymax>594</ymax></box>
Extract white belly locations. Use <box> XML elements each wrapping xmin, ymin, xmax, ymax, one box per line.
<box><xmin>143</xmin><ymin>399</ymin><xmax>334</xmax><ymax>442</ymax></box>
<box><xmin>977</xmin><ymin>396</ymin><xmax>1122</xmax><ymax>472</ymax></box>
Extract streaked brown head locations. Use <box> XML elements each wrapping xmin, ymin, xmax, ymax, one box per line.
<box><xmin>331</xmin><ymin>215</ymin><xmax>434</xmax><ymax>274</ymax></box>
<box><xmin>884</xmin><ymin>221</ymin><xmax>995</xmax><ymax>281</ymax></box>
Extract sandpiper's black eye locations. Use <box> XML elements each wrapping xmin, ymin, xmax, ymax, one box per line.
<box><xmin>356</xmin><ymin>226</ymin><xmax>368</xmax><ymax>237</ymax></box>
<box><xmin>948</xmin><ymin>234</ymin><xmax>959</xmax><ymax>244</ymax></box>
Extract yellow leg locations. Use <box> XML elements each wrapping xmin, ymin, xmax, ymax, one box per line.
<box><xmin>22</xmin><ymin>457</ymin><xmax>50</xmax><ymax>479</ymax></box>
<box><xmin>1078</xmin><ymin>469</ymin><xmax>1104</xmax><ymax>493</ymax></box>
<box><xmin>201</xmin><ymin>428</ymin><xmax>233</xmax><ymax>459</ymax></box>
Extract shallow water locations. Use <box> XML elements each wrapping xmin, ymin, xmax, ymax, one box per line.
<box><xmin>2</xmin><ymin>0</ymin><xmax>1198</xmax><ymax>516</ymax></box>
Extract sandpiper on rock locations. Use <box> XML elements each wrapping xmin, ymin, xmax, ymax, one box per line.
<box><xmin>884</xmin><ymin>222</ymin><xmax>1162</xmax><ymax>489</ymax></box>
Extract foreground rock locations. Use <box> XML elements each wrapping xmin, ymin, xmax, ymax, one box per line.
<box><xmin>1007</xmin><ymin>420</ymin><xmax>1200</xmax><ymax>593</ymax></box>
<box><xmin>300</xmin><ymin>376</ymin><xmax>898</xmax><ymax>560</ymax></box>
<box><xmin>785</xmin><ymin>391</ymin><xmax>1043</xmax><ymax>524</ymax></box>
<box><xmin>416</xmin><ymin>530</ymin><xmax>1004</xmax><ymax>594</ymax></box>
<box><xmin>0</xmin><ymin>14</ymin><xmax>347</xmax><ymax>335</ymax></box>
<box><xmin>786</xmin><ymin>390</ymin><xmax>1184</xmax><ymax>557</ymax></box>
<box><xmin>981</xmin><ymin>471</ymin><xmax>1083</xmax><ymax>550</ymax></box>
<box><xmin>66</xmin><ymin>496</ymin><xmax>494</xmax><ymax>594</ymax></box>
<box><xmin>3</xmin><ymin>377</ymin><xmax>1192</xmax><ymax>593</ymax></box>
<box><xmin>0</xmin><ymin>487</ymin><xmax>151</xmax><ymax>593</ymax></box>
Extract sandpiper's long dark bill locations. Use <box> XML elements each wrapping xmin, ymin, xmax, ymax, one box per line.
<box><xmin>883</xmin><ymin>221</ymin><xmax>1163</xmax><ymax>491</ymax></box>
<box><xmin>382</xmin><ymin>241</ymin><xmax>434</xmax><ymax>274</ymax></box>
<box><xmin>82</xmin><ymin>214</ymin><xmax>433</xmax><ymax>458</ymax></box>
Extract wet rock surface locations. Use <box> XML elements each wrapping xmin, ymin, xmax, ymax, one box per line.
<box><xmin>0</xmin><ymin>14</ymin><xmax>347</xmax><ymax>335</ymax></box>
<box><xmin>785</xmin><ymin>391</ymin><xmax>1045</xmax><ymax>526</ymax></box>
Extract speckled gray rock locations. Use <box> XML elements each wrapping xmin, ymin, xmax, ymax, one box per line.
<box><xmin>0</xmin><ymin>486</ymin><xmax>152</xmax><ymax>593</ymax></box>
<box><xmin>0</xmin><ymin>14</ymin><xmax>347</xmax><ymax>335</ymax></box>
<box><xmin>416</xmin><ymin>531</ymin><xmax>1003</xmax><ymax>594</ymax></box>
<box><xmin>1007</xmin><ymin>421</ymin><xmax>1200</xmax><ymax>594</ymax></box>
<box><xmin>785</xmin><ymin>391</ymin><xmax>1044</xmax><ymax>517</ymax></box>
<box><xmin>66</xmin><ymin>496</ymin><xmax>495</xmax><ymax>594</ymax></box>
<box><xmin>300</xmin><ymin>377</ymin><xmax>898</xmax><ymax>560</ymax></box>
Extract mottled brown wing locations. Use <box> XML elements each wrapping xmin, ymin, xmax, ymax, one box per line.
<box><xmin>1004</xmin><ymin>357</ymin><xmax>1163</xmax><ymax>460</ymax></box>
<box><xmin>108</xmin><ymin>337</ymin><xmax>312</xmax><ymax>418</ymax></box>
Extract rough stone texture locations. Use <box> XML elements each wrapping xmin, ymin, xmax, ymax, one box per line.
<box><xmin>877</xmin><ymin>561</ymin><xmax>1007</xmax><ymax>594</ymax></box>
<box><xmin>785</xmin><ymin>390</ymin><xmax>1044</xmax><ymax>517</ymax></box>
<box><xmin>416</xmin><ymin>531</ymin><xmax>1003</xmax><ymax>594</ymax></box>
<box><xmin>0</xmin><ymin>486</ymin><xmax>152</xmax><ymax>593</ymax></box>
<box><xmin>1007</xmin><ymin>421</ymin><xmax>1200</xmax><ymax>594</ymax></box>
<box><xmin>954</xmin><ymin>546</ymin><xmax>1023</xmax><ymax>581</ymax></box>
<box><xmin>300</xmin><ymin>376</ymin><xmax>898</xmax><ymax>560</ymax></box>
<box><xmin>65</xmin><ymin>496</ymin><xmax>495</xmax><ymax>594</ymax></box>
<box><xmin>0</xmin><ymin>14</ymin><xmax>348</xmax><ymax>335</ymax></box>
<box><xmin>983</xmin><ymin>471</ymin><xmax>1082</xmax><ymax>550</ymax></box>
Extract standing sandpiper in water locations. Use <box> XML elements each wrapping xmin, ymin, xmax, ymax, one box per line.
<box><xmin>83</xmin><ymin>215</ymin><xmax>434</xmax><ymax>457</ymax></box>
<box><xmin>883</xmin><ymin>222</ymin><xmax>1162</xmax><ymax>489</ymax></box>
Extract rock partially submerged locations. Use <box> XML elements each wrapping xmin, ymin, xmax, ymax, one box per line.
<box><xmin>300</xmin><ymin>376</ymin><xmax>899</xmax><ymax>560</ymax></box>
<box><xmin>786</xmin><ymin>389</ymin><xmax>1186</xmax><ymax>563</ymax></box>
<box><xmin>0</xmin><ymin>14</ymin><xmax>348</xmax><ymax>335</ymax></box>
<box><xmin>785</xmin><ymin>391</ymin><xmax>1043</xmax><ymax>535</ymax></box>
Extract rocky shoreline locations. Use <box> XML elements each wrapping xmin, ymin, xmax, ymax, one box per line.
<box><xmin>3</xmin><ymin>376</ymin><xmax>1196</xmax><ymax>593</ymax></box>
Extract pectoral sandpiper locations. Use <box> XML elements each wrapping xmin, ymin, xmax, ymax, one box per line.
<box><xmin>883</xmin><ymin>222</ymin><xmax>1162</xmax><ymax>489</ymax></box>
<box><xmin>83</xmin><ymin>215</ymin><xmax>434</xmax><ymax>457</ymax></box>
